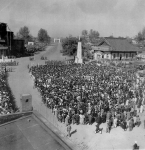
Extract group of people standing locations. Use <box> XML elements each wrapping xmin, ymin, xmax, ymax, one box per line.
<box><xmin>29</xmin><ymin>60</ymin><xmax>145</xmax><ymax>136</ymax></box>
<box><xmin>0</xmin><ymin>69</ymin><xmax>17</xmax><ymax>115</ymax></box>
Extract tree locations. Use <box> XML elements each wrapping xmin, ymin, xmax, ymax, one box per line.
<box><xmin>16</xmin><ymin>26</ymin><xmax>32</xmax><ymax>43</ymax></box>
<box><xmin>142</xmin><ymin>27</ymin><xmax>145</xmax><ymax>39</ymax></box>
<box><xmin>136</xmin><ymin>27</ymin><xmax>145</xmax><ymax>42</ymax></box>
<box><xmin>38</xmin><ymin>28</ymin><xmax>50</xmax><ymax>43</ymax></box>
<box><xmin>82</xmin><ymin>30</ymin><xmax>88</xmax><ymax>37</ymax></box>
<box><xmin>62</xmin><ymin>37</ymin><xmax>78</xmax><ymax>56</ymax></box>
<box><xmin>136</xmin><ymin>32</ymin><xmax>143</xmax><ymax>42</ymax></box>
<box><xmin>89</xmin><ymin>29</ymin><xmax>100</xmax><ymax>43</ymax></box>
<box><xmin>61</xmin><ymin>36</ymin><xmax>93</xmax><ymax>58</ymax></box>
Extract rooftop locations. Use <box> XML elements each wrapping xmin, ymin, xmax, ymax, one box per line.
<box><xmin>93</xmin><ymin>37</ymin><xmax>143</xmax><ymax>52</ymax></box>
<box><xmin>106</xmin><ymin>38</ymin><xmax>142</xmax><ymax>52</ymax></box>
<box><xmin>0</xmin><ymin>111</ymin><xmax>73</xmax><ymax>150</ymax></box>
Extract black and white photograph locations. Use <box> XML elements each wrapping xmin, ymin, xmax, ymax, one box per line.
<box><xmin>0</xmin><ymin>0</ymin><xmax>145</xmax><ymax>149</ymax></box>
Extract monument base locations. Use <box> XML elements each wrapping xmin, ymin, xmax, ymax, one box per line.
<box><xmin>75</xmin><ymin>57</ymin><xmax>83</xmax><ymax>64</ymax></box>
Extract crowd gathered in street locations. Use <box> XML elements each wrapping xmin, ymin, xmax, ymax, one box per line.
<box><xmin>0</xmin><ymin>68</ymin><xmax>17</xmax><ymax>115</ymax></box>
<box><xmin>30</xmin><ymin>60</ymin><xmax>145</xmax><ymax>134</ymax></box>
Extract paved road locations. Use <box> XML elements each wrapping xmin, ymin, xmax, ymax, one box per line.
<box><xmin>8</xmin><ymin>43</ymin><xmax>65</xmax><ymax>108</ymax></box>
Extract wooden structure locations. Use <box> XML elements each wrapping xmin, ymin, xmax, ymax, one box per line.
<box><xmin>92</xmin><ymin>37</ymin><xmax>143</xmax><ymax>60</ymax></box>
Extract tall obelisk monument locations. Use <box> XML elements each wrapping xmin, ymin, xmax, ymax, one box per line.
<box><xmin>75</xmin><ymin>36</ymin><xmax>83</xmax><ymax>64</ymax></box>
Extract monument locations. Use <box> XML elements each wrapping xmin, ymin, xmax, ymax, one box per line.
<box><xmin>75</xmin><ymin>36</ymin><xmax>83</xmax><ymax>64</ymax></box>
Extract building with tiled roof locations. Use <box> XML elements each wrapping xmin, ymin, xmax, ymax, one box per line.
<box><xmin>92</xmin><ymin>37</ymin><xmax>143</xmax><ymax>60</ymax></box>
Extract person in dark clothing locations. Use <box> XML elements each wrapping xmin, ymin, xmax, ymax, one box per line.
<box><xmin>72</xmin><ymin>114</ymin><xmax>76</xmax><ymax>124</ymax></box>
<box><xmin>121</xmin><ymin>120</ymin><xmax>127</xmax><ymax>131</ymax></box>
<box><xmin>120</xmin><ymin>112</ymin><xmax>125</xmax><ymax>121</ymax></box>
<box><xmin>106</xmin><ymin>111</ymin><xmax>112</xmax><ymax>122</ymax></box>
<box><xmin>102</xmin><ymin>112</ymin><xmax>106</xmax><ymax>123</ymax></box>
<box><xmin>129</xmin><ymin>118</ymin><xmax>134</xmax><ymax>131</ymax></box>
<box><xmin>84</xmin><ymin>113</ymin><xmax>88</xmax><ymax>124</ymax></box>
<box><xmin>75</xmin><ymin>113</ymin><xmax>80</xmax><ymax>125</ymax></box>
<box><xmin>133</xmin><ymin>141</ymin><xmax>139</xmax><ymax>150</ymax></box>
<box><xmin>96</xmin><ymin>115</ymin><xmax>102</xmax><ymax>125</ymax></box>
<box><xmin>95</xmin><ymin>123</ymin><xmax>103</xmax><ymax>134</ymax></box>
<box><xmin>88</xmin><ymin>114</ymin><xmax>92</xmax><ymax>125</ymax></box>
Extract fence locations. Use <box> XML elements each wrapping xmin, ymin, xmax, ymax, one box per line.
<box><xmin>34</xmin><ymin>100</ymin><xmax>67</xmax><ymax>135</ymax></box>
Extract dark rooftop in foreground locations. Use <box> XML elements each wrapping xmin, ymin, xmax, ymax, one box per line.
<box><xmin>0</xmin><ymin>112</ymin><xmax>72</xmax><ymax>150</ymax></box>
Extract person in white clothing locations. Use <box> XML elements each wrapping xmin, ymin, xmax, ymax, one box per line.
<box><xmin>140</xmin><ymin>104</ymin><xmax>144</xmax><ymax>113</ymax></box>
<box><xmin>113</xmin><ymin>117</ymin><xmax>118</xmax><ymax>128</ymax></box>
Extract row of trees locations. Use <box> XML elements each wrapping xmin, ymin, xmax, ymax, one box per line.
<box><xmin>14</xmin><ymin>26</ymin><xmax>51</xmax><ymax>55</ymax></box>
<box><xmin>15</xmin><ymin>26</ymin><xmax>51</xmax><ymax>44</ymax></box>
<box><xmin>61</xmin><ymin>29</ymin><xmax>95</xmax><ymax>59</ymax></box>
<box><xmin>135</xmin><ymin>27</ymin><xmax>145</xmax><ymax>42</ymax></box>
<box><xmin>82</xmin><ymin>29</ymin><xmax>100</xmax><ymax>43</ymax></box>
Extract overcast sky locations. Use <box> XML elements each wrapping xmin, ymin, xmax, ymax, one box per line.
<box><xmin>0</xmin><ymin>0</ymin><xmax>145</xmax><ymax>38</ymax></box>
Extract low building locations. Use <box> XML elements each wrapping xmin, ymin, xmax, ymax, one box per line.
<box><xmin>92</xmin><ymin>37</ymin><xmax>142</xmax><ymax>60</ymax></box>
<box><xmin>0</xmin><ymin>23</ymin><xmax>14</xmax><ymax>57</ymax></box>
<box><xmin>28</xmin><ymin>41</ymin><xmax>34</xmax><ymax>45</ymax></box>
<box><xmin>11</xmin><ymin>39</ymin><xmax>25</xmax><ymax>56</ymax></box>
<box><xmin>0</xmin><ymin>44</ymin><xmax>8</xmax><ymax>59</ymax></box>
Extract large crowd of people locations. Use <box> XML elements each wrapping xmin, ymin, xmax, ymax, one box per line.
<box><xmin>0</xmin><ymin>68</ymin><xmax>18</xmax><ymax>115</ymax></box>
<box><xmin>30</xmin><ymin>60</ymin><xmax>145</xmax><ymax>133</ymax></box>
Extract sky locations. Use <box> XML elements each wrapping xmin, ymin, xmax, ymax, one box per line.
<box><xmin>0</xmin><ymin>0</ymin><xmax>145</xmax><ymax>38</ymax></box>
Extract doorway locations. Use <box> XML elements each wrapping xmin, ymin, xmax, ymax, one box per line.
<box><xmin>119</xmin><ymin>54</ymin><xmax>122</xmax><ymax>60</ymax></box>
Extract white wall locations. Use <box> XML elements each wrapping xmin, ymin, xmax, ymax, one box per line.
<box><xmin>28</xmin><ymin>42</ymin><xmax>34</xmax><ymax>45</ymax></box>
<box><xmin>104</xmin><ymin>52</ymin><xmax>111</xmax><ymax>59</ymax></box>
